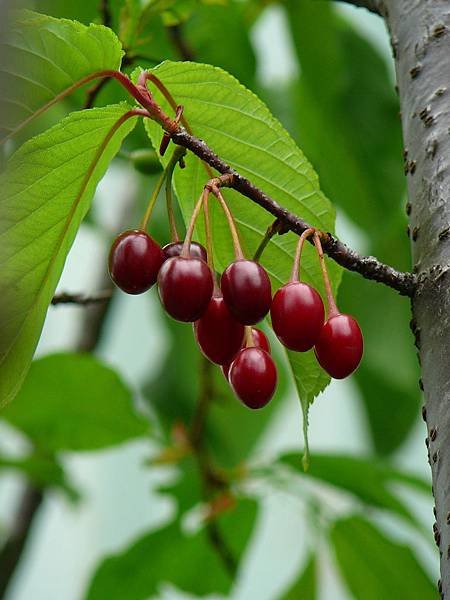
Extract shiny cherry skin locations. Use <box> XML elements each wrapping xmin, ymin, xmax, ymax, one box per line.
<box><xmin>163</xmin><ymin>241</ymin><xmax>207</xmax><ymax>262</ymax></box>
<box><xmin>194</xmin><ymin>293</ymin><xmax>245</xmax><ymax>365</ymax></box>
<box><xmin>314</xmin><ymin>314</ymin><xmax>363</xmax><ymax>379</ymax></box>
<box><xmin>158</xmin><ymin>256</ymin><xmax>214</xmax><ymax>322</ymax></box>
<box><xmin>221</xmin><ymin>260</ymin><xmax>272</xmax><ymax>325</ymax></box>
<box><xmin>221</xmin><ymin>328</ymin><xmax>270</xmax><ymax>380</ymax></box>
<box><xmin>271</xmin><ymin>282</ymin><xmax>325</xmax><ymax>352</ymax></box>
<box><xmin>229</xmin><ymin>347</ymin><xmax>277</xmax><ymax>409</ymax></box>
<box><xmin>109</xmin><ymin>229</ymin><xmax>165</xmax><ymax>295</ymax></box>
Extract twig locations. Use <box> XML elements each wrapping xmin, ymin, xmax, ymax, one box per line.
<box><xmin>51</xmin><ymin>291</ymin><xmax>112</xmax><ymax>306</ymax></box>
<box><xmin>84</xmin><ymin>78</ymin><xmax>110</xmax><ymax>109</ymax></box>
<box><xmin>0</xmin><ymin>487</ymin><xmax>44</xmax><ymax>598</ymax></box>
<box><xmin>99</xmin><ymin>0</ymin><xmax>112</xmax><ymax>28</ymax></box>
<box><xmin>166</xmin><ymin>24</ymin><xmax>194</xmax><ymax>61</ymax></box>
<box><xmin>189</xmin><ymin>357</ymin><xmax>238</xmax><ymax>577</ymax></box>
<box><xmin>207</xmin><ymin>520</ymin><xmax>238</xmax><ymax>577</ymax></box>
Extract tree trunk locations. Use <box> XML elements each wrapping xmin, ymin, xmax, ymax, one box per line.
<box><xmin>383</xmin><ymin>1</ymin><xmax>450</xmax><ymax>595</ymax></box>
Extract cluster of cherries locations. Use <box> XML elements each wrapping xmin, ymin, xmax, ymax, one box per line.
<box><xmin>109</xmin><ymin>180</ymin><xmax>363</xmax><ymax>410</ymax></box>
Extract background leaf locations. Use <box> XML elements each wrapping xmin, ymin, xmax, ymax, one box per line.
<box><xmin>330</xmin><ymin>516</ymin><xmax>436</xmax><ymax>600</ymax></box>
<box><xmin>281</xmin><ymin>553</ymin><xmax>316</xmax><ymax>600</ymax></box>
<box><xmin>280</xmin><ymin>453</ymin><xmax>430</xmax><ymax>530</ymax></box>
<box><xmin>0</xmin><ymin>9</ymin><xmax>124</xmax><ymax>134</ymax></box>
<box><xmin>0</xmin><ymin>103</ymin><xmax>136</xmax><ymax>408</ymax></box>
<box><xmin>1</xmin><ymin>353</ymin><xmax>149</xmax><ymax>452</ymax></box>
<box><xmin>86</xmin><ymin>499</ymin><xmax>257</xmax><ymax>599</ymax></box>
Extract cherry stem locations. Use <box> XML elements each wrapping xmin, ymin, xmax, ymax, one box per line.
<box><xmin>244</xmin><ymin>326</ymin><xmax>255</xmax><ymax>348</ymax></box>
<box><xmin>314</xmin><ymin>232</ymin><xmax>339</xmax><ymax>317</ymax></box>
<box><xmin>290</xmin><ymin>228</ymin><xmax>316</xmax><ymax>283</ymax></box>
<box><xmin>140</xmin><ymin>147</ymin><xmax>183</xmax><ymax>231</ymax></box>
<box><xmin>203</xmin><ymin>192</ymin><xmax>216</xmax><ymax>275</ymax></box>
<box><xmin>181</xmin><ymin>190</ymin><xmax>207</xmax><ymax>258</ymax></box>
<box><xmin>1</xmin><ymin>70</ymin><xmax>152</xmax><ymax>146</ymax></box>
<box><xmin>140</xmin><ymin>71</ymin><xmax>217</xmax><ymax>182</ymax></box>
<box><xmin>165</xmin><ymin>147</ymin><xmax>186</xmax><ymax>241</ymax></box>
<box><xmin>213</xmin><ymin>188</ymin><xmax>244</xmax><ymax>260</ymax></box>
<box><xmin>140</xmin><ymin>72</ymin><xmax>193</xmax><ymax>134</ymax></box>
<box><xmin>253</xmin><ymin>219</ymin><xmax>284</xmax><ymax>263</ymax></box>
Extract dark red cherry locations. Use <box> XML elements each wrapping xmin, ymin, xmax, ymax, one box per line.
<box><xmin>158</xmin><ymin>256</ymin><xmax>213</xmax><ymax>322</ymax></box>
<box><xmin>229</xmin><ymin>347</ymin><xmax>277</xmax><ymax>409</ymax></box>
<box><xmin>221</xmin><ymin>327</ymin><xmax>270</xmax><ymax>380</ymax></box>
<box><xmin>271</xmin><ymin>282</ymin><xmax>324</xmax><ymax>352</ymax></box>
<box><xmin>163</xmin><ymin>241</ymin><xmax>207</xmax><ymax>262</ymax></box>
<box><xmin>250</xmin><ymin>328</ymin><xmax>271</xmax><ymax>354</ymax></box>
<box><xmin>221</xmin><ymin>260</ymin><xmax>272</xmax><ymax>325</ymax></box>
<box><xmin>314</xmin><ymin>314</ymin><xmax>363</xmax><ymax>379</ymax></box>
<box><xmin>194</xmin><ymin>294</ymin><xmax>245</xmax><ymax>365</ymax></box>
<box><xmin>109</xmin><ymin>229</ymin><xmax>165</xmax><ymax>295</ymax></box>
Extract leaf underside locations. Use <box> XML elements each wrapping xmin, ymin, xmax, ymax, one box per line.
<box><xmin>0</xmin><ymin>103</ymin><xmax>137</xmax><ymax>408</ymax></box>
<box><xmin>0</xmin><ymin>9</ymin><xmax>124</xmax><ymax>133</ymax></box>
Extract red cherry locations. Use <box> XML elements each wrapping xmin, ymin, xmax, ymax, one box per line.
<box><xmin>314</xmin><ymin>314</ymin><xmax>363</xmax><ymax>379</ymax></box>
<box><xmin>271</xmin><ymin>282</ymin><xmax>324</xmax><ymax>351</ymax></box>
<box><xmin>158</xmin><ymin>256</ymin><xmax>213</xmax><ymax>322</ymax></box>
<box><xmin>109</xmin><ymin>229</ymin><xmax>165</xmax><ymax>295</ymax></box>
<box><xmin>163</xmin><ymin>241</ymin><xmax>207</xmax><ymax>262</ymax></box>
<box><xmin>221</xmin><ymin>327</ymin><xmax>270</xmax><ymax>379</ymax></box>
<box><xmin>194</xmin><ymin>294</ymin><xmax>245</xmax><ymax>365</ymax></box>
<box><xmin>229</xmin><ymin>347</ymin><xmax>277</xmax><ymax>409</ymax></box>
<box><xmin>250</xmin><ymin>328</ymin><xmax>271</xmax><ymax>354</ymax></box>
<box><xmin>221</xmin><ymin>260</ymin><xmax>272</xmax><ymax>325</ymax></box>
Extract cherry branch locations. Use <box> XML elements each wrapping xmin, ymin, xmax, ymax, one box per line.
<box><xmin>5</xmin><ymin>67</ymin><xmax>415</xmax><ymax>296</ymax></box>
<box><xmin>169</xmin><ymin>130</ymin><xmax>416</xmax><ymax>297</ymax></box>
<box><xmin>51</xmin><ymin>291</ymin><xmax>112</xmax><ymax>306</ymax></box>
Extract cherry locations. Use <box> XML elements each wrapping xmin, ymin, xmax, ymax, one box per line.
<box><xmin>271</xmin><ymin>282</ymin><xmax>324</xmax><ymax>352</ymax></box>
<box><xmin>109</xmin><ymin>229</ymin><xmax>165</xmax><ymax>295</ymax></box>
<box><xmin>221</xmin><ymin>260</ymin><xmax>272</xmax><ymax>325</ymax></box>
<box><xmin>221</xmin><ymin>327</ymin><xmax>270</xmax><ymax>379</ymax></box>
<box><xmin>163</xmin><ymin>241</ymin><xmax>207</xmax><ymax>262</ymax></box>
<box><xmin>314</xmin><ymin>314</ymin><xmax>363</xmax><ymax>379</ymax></box>
<box><xmin>229</xmin><ymin>347</ymin><xmax>277</xmax><ymax>409</ymax></box>
<box><xmin>194</xmin><ymin>293</ymin><xmax>245</xmax><ymax>365</ymax></box>
<box><xmin>158</xmin><ymin>256</ymin><xmax>213</xmax><ymax>322</ymax></box>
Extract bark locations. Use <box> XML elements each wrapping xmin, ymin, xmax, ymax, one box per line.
<box><xmin>383</xmin><ymin>1</ymin><xmax>450</xmax><ymax>594</ymax></box>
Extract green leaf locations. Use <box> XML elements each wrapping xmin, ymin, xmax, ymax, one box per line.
<box><xmin>0</xmin><ymin>10</ymin><xmax>124</xmax><ymax>134</ymax></box>
<box><xmin>0</xmin><ymin>453</ymin><xmax>79</xmax><ymax>500</ymax></box>
<box><xmin>330</xmin><ymin>516</ymin><xmax>436</xmax><ymax>600</ymax></box>
<box><xmin>1</xmin><ymin>353</ymin><xmax>149</xmax><ymax>452</ymax></box>
<box><xmin>142</xmin><ymin>60</ymin><xmax>341</xmax><ymax>450</ymax></box>
<box><xmin>285</xmin><ymin>349</ymin><xmax>331</xmax><ymax>469</ymax></box>
<box><xmin>281</xmin><ymin>553</ymin><xmax>316</xmax><ymax>600</ymax></box>
<box><xmin>280</xmin><ymin>453</ymin><xmax>430</xmax><ymax>530</ymax></box>
<box><xmin>86</xmin><ymin>499</ymin><xmax>257</xmax><ymax>599</ymax></box>
<box><xmin>0</xmin><ymin>103</ymin><xmax>137</xmax><ymax>408</ymax></box>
